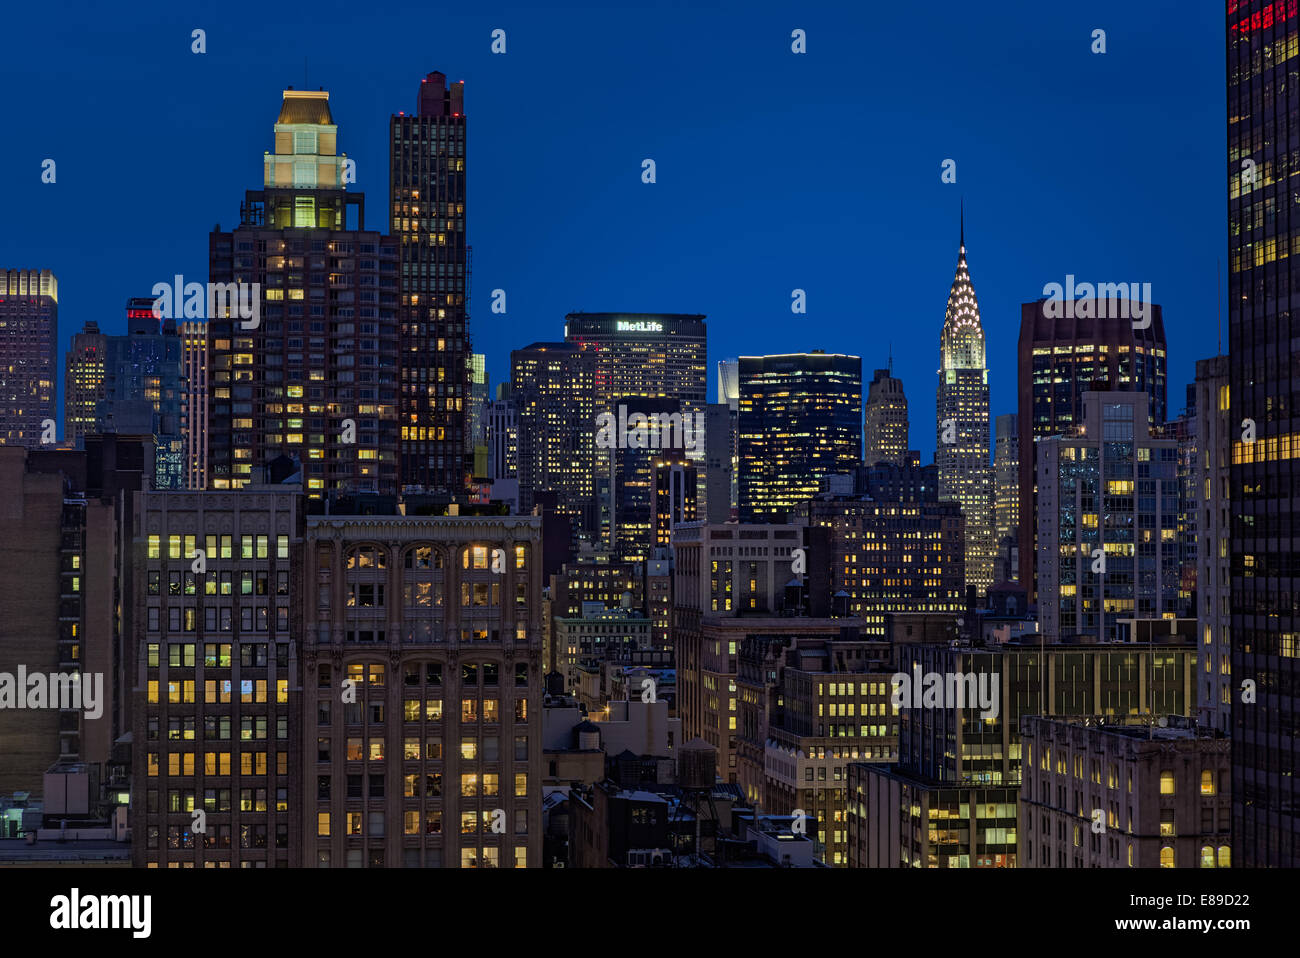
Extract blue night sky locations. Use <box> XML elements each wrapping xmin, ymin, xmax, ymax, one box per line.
<box><xmin>2</xmin><ymin>0</ymin><xmax>1223</xmax><ymax>461</ymax></box>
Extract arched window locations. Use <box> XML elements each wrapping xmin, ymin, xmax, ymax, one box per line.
<box><xmin>402</xmin><ymin>546</ymin><xmax>444</xmax><ymax>616</ymax></box>
<box><xmin>346</xmin><ymin>546</ymin><xmax>386</xmax><ymax>570</ymax></box>
<box><xmin>1200</xmin><ymin>845</ymin><xmax>1215</xmax><ymax>868</ymax></box>
<box><xmin>1200</xmin><ymin>769</ymin><xmax>1216</xmax><ymax>795</ymax></box>
<box><xmin>1160</xmin><ymin>846</ymin><xmax>1175</xmax><ymax>868</ymax></box>
<box><xmin>1217</xmin><ymin>845</ymin><xmax>1230</xmax><ymax>868</ymax></box>
<box><xmin>1159</xmin><ymin>770</ymin><xmax>1174</xmax><ymax>795</ymax></box>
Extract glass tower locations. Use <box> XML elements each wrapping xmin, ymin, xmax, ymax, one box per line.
<box><xmin>1228</xmin><ymin>0</ymin><xmax>1300</xmax><ymax>866</ymax></box>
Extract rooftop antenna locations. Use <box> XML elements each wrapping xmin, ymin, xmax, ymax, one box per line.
<box><xmin>960</xmin><ymin>197</ymin><xmax>965</xmax><ymax>250</ymax></box>
<box><xmin>888</xmin><ymin>342</ymin><xmax>894</xmax><ymax>377</ymax></box>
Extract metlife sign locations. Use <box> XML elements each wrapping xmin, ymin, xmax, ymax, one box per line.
<box><xmin>616</xmin><ymin>320</ymin><xmax>662</xmax><ymax>333</ymax></box>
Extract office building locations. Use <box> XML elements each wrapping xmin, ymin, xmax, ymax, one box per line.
<box><xmin>711</xmin><ymin>360</ymin><xmax>739</xmax><ymax>523</ymax></box>
<box><xmin>468</xmin><ymin>353</ymin><xmax>488</xmax><ymax>450</ymax></box>
<box><xmin>554</xmin><ymin>607</ymin><xmax>652</xmax><ymax>696</ymax></box>
<box><xmin>511</xmin><ymin>342</ymin><xmax>596</xmax><ymax>534</ymax></box>
<box><xmin>799</xmin><ymin>456</ymin><xmax>965</xmax><ymax>638</ymax></box>
<box><xmin>1019</xmin><ymin>715</ymin><xmax>1230</xmax><ymax>868</ymax></box>
<box><xmin>304</xmin><ymin>513</ymin><xmax>543</xmax><ymax>867</ymax></box>
<box><xmin>1228</xmin><ymin>4</ymin><xmax>1300</xmax><ymax>864</ymax></box>
<box><xmin>182</xmin><ymin>321</ymin><xmax>208</xmax><ymax>490</ymax></box>
<box><xmin>1036</xmin><ymin>392</ymin><xmax>1180</xmax><ymax>642</ymax></box>
<box><xmin>545</xmin><ymin>555</ymin><xmax>643</xmax><ymax>674</ymax></box>
<box><xmin>603</xmin><ymin>397</ymin><xmax>693</xmax><ymax>561</ymax></box>
<box><xmin>99</xmin><ymin>302</ymin><xmax>186</xmax><ymax>490</ymax></box>
<box><xmin>863</xmin><ymin>365</ymin><xmax>908</xmax><ymax>467</ymax></box>
<box><xmin>993</xmin><ymin>413</ymin><xmax>1019</xmax><ymax>584</ymax></box>
<box><xmin>1165</xmin><ymin>385</ymin><xmax>1199</xmax><ymax>619</ymax></box>
<box><xmin>1017</xmin><ymin>300</ymin><xmax>1167</xmax><ymax>595</ymax></box>
<box><xmin>1194</xmin><ymin>356</ymin><xmax>1230</xmax><ymax>734</ymax></box>
<box><xmin>132</xmin><ymin>484</ymin><xmax>303</xmax><ymax>866</ymax></box>
<box><xmin>737</xmin><ymin>352</ymin><xmax>862</xmax><ymax>523</ymax></box>
<box><xmin>64</xmin><ymin>322</ymin><xmax>107</xmax><ymax>446</ymax></box>
<box><xmin>0</xmin><ymin>441</ymin><xmax>149</xmax><ymax>804</ymax></box>
<box><xmin>847</xmin><ymin>634</ymin><xmax>1197</xmax><ymax>868</ymax></box>
<box><xmin>486</xmin><ymin>393</ymin><xmax>516</xmax><ymax>482</ymax></box>
<box><xmin>672</xmin><ymin>521</ymin><xmax>835</xmax><ymax>781</ymax></box>
<box><xmin>652</xmin><ymin>459</ymin><xmax>697</xmax><ymax>551</ymax></box>
<box><xmin>935</xmin><ymin>219</ymin><xmax>994</xmax><ymax>596</ymax></box>
<box><xmin>563</xmin><ymin>312</ymin><xmax>707</xmax><ymax>425</ymax></box>
<box><xmin>0</xmin><ymin>269</ymin><xmax>58</xmax><ymax>448</ymax></box>
<box><xmin>736</xmin><ymin>633</ymin><xmax>895</xmax><ymax>866</ymax></box>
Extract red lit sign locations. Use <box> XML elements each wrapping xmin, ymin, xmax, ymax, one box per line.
<box><xmin>1230</xmin><ymin>0</ymin><xmax>1297</xmax><ymax>33</ymax></box>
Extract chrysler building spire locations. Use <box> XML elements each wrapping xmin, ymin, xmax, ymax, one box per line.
<box><xmin>936</xmin><ymin>208</ymin><xmax>994</xmax><ymax>596</ymax></box>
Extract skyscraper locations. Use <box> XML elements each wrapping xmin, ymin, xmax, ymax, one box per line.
<box><xmin>863</xmin><ymin>365</ymin><xmax>909</xmax><ymax>466</ymax></box>
<box><xmin>801</xmin><ymin>455</ymin><xmax>965</xmax><ymax>638</ymax></box>
<box><xmin>1016</xmin><ymin>300</ymin><xmax>1167</xmax><ymax>595</ymax></box>
<box><xmin>468</xmin><ymin>352</ymin><xmax>488</xmax><ymax>451</ymax></box>
<box><xmin>1228</xmin><ymin>0</ymin><xmax>1300</xmax><ymax>866</ymax></box>
<box><xmin>1194</xmin><ymin>356</ymin><xmax>1229</xmax><ymax>735</ymax></box>
<box><xmin>706</xmin><ymin>359</ymin><xmax>739</xmax><ymax>523</ymax></box>
<box><xmin>563</xmin><ymin>313</ymin><xmax>707</xmax><ymax>420</ymax></box>
<box><xmin>737</xmin><ymin>352</ymin><xmax>862</xmax><ymax>523</ymax></box>
<box><xmin>936</xmin><ymin>217</ymin><xmax>994</xmax><ymax>595</ymax></box>
<box><xmin>993</xmin><ymin>413</ymin><xmax>1019</xmax><ymax>584</ymax></box>
<box><xmin>606</xmin><ymin>397</ymin><xmax>690</xmax><ymax>561</ymax></box>
<box><xmin>0</xmin><ymin>269</ymin><xmax>58</xmax><ymax>448</ymax></box>
<box><xmin>1036</xmin><ymin>391</ymin><xmax>1180</xmax><ymax>641</ymax></box>
<box><xmin>65</xmin><ymin>321</ymin><xmax>107</xmax><ymax>446</ymax></box>
<box><xmin>392</xmin><ymin>72</ymin><xmax>470</xmax><ymax>498</ymax></box>
<box><xmin>653</xmin><ymin>458</ymin><xmax>697</xmax><ymax>551</ymax></box>
<box><xmin>207</xmin><ymin>87</ymin><xmax>400</xmax><ymax>499</ymax></box>
<box><xmin>486</xmin><ymin>392</ymin><xmax>517</xmax><ymax>483</ymax></box>
<box><xmin>182</xmin><ymin>321</ymin><xmax>208</xmax><ymax>490</ymax></box>
<box><xmin>132</xmin><ymin>486</ymin><xmax>304</xmax><ymax>867</ymax></box>
<box><xmin>510</xmin><ymin>342</ymin><xmax>596</xmax><ymax>534</ymax></box>
<box><xmin>99</xmin><ymin>301</ymin><xmax>186</xmax><ymax>490</ymax></box>
<box><xmin>1166</xmin><ymin>384</ymin><xmax>1199</xmax><ymax>619</ymax></box>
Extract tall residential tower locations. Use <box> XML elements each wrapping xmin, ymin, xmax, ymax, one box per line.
<box><xmin>391</xmin><ymin>72</ymin><xmax>470</xmax><ymax>498</ymax></box>
<box><xmin>206</xmin><ymin>87</ymin><xmax>400</xmax><ymax>499</ymax></box>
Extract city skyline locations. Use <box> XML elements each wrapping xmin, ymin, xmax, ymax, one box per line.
<box><xmin>1</xmin><ymin>1</ymin><xmax>1223</xmax><ymax>463</ymax></box>
<box><xmin>0</xmin><ymin>0</ymin><xmax>1283</xmax><ymax>901</ymax></box>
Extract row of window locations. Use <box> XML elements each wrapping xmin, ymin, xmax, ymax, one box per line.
<box><xmin>317</xmin><ymin>810</ymin><xmax>523</xmax><ymax>840</ymax></box>
<box><xmin>316</xmin><ymin>662</ymin><xmax>529</xmax><ymax>689</ymax></box>
<box><xmin>147</xmin><ymin>751</ymin><xmax>289</xmax><ymax>776</ymax></box>
<box><xmin>342</xmin><ymin>544</ymin><xmax>526</xmax><ymax>571</ymax></box>
<box><xmin>146</xmin><ymin>679</ymin><xmax>289</xmax><ymax>704</ymax></box>
<box><xmin>149</xmin><ymin>570</ymin><xmax>289</xmax><ymax>596</ymax></box>
<box><xmin>148</xmin><ymin>606</ymin><xmax>290</xmax><ymax>632</ymax></box>
<box><xmin>148</xmin><ymin>534</ymin><xmax>290</xmax><ymax>560</ymax></box>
